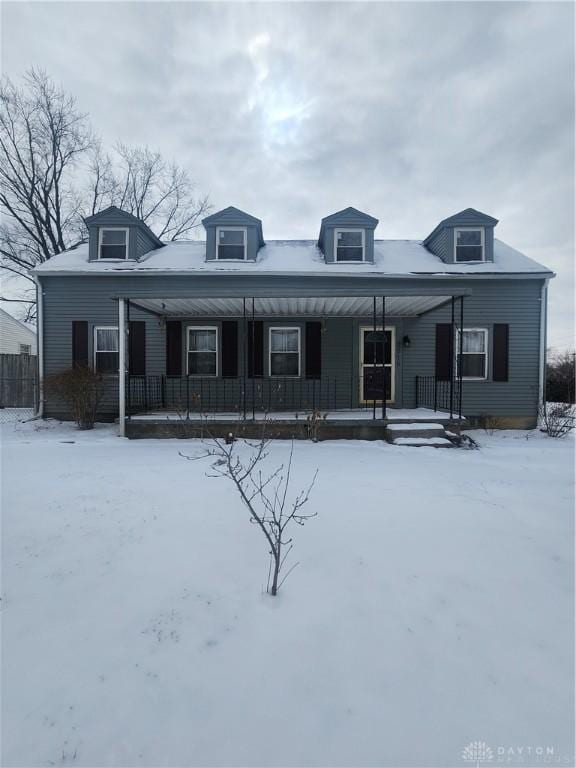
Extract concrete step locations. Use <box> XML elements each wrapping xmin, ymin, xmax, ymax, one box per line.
<box><xmin>386</xmin><ymin>422</ymin><xmax>448</xmax><ymax>440</ymax></box>
<box><xmin>392</xmin><ymin>436</ymin><xmax>455</xmax><ymax>448</ymax></box>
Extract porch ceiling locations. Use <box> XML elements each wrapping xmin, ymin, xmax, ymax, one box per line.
<box><xmin>129</xmin><ymin>295</ymin><xmax>453</xmax><ymax>318</ymax></box>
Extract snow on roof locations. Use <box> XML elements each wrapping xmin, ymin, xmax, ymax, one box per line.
<box><xmin>33</xmin><ymin>238</ymin><xmax>553</xmax><ymax>277</ymax></box>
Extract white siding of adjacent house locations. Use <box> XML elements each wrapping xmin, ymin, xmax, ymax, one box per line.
<box><xmin>0</xmin><ymin>308</ymin><xmax>37</xmax><ymax>355</ymax></box>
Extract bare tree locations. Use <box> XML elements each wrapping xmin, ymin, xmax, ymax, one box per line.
<box><xmin>0</xmin><ymin>69</ymin><xmax>211</xmax><ymax>319</ymax></box>
<box><xmin>0</xmin><ymin>69</ymin><xmax>92</xmax><ymax>312</ymax></box>
<box><xmin>183</xmin><ymin>433</ymin><xmax>318</xmax><ymax>596</ymax></box>
<box><xmin>89</xmin><ymin>143</ymin><xmax>211</xmax><ymax>240</ymax></box>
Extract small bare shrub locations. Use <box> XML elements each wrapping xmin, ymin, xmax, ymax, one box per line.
<box><xmin>305</xmin><ymin>410</ymin><xmax>328</xmax><ymax>441</ymax></box>
<box><xmin>478</xmin><ymin>413</ymin><xmax>505</xmax><ymax>435</ymax></box>
<box><xmin>45</xmin><ymin>366</ymin><xmax>103</xmax><ymax>429</ymax></box>
<box><xmin>539</xmin><ymin>402</ymin><xmax>575</xmax><ymax>438</ymax></box>
<box><xmin>183</xmin><ymin>431</ymin><xmax>318</xmax><ymax>596</ymax></box>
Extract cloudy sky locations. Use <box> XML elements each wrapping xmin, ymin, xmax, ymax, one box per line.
<box><xmin>2</xmin><ymin>1</ymin><xmax>574</xmax><ymax>349</ymax></box>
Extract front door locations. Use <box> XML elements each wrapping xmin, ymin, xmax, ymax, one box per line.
<box><xmin>360</xmin><ymin>327</ymin><xmax>395</xmax><ymax>404</ymax></box>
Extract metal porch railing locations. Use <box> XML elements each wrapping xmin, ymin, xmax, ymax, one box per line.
<box><xmin>415</xmin><ymin>375</ymin><xmax>462</xmax><ymax>419</ymax></box>
<box><xmin>126</xmin><ymin>375</ymin><xmax>390</xmax><ymax>419</ymax></box>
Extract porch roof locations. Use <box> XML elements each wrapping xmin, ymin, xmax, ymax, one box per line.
<box><xmin>129</xmin><ymin>294</ymin><xmax>456</xmax><ymax>317</ymax></box>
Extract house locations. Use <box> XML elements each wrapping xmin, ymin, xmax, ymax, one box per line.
<box><xmin>0</xmin><ymin>307</ymin><xmax>37</xmax><ymax>356</ymax></box>
<box><xmin>32</xmin><ymin>204</ymin><xmax>554</xmax><ymax>438</ymax></box>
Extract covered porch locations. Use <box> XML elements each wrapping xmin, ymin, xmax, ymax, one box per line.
<box><xmin>116</xmin><ymin>290</ymin><xmax>469</xmax><ymax>438</ymax></box>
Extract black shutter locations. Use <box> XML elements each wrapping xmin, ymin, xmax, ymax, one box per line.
<box><xmin>72</xmin><ymin>321</ymin><xmax>88</xmax><ymax>367</ymax></box>
<box><xmin>129</xmin><ymin>321</ymin><xmax>146</xmax><ymax>376</ymax></box>
<box><xmin>166</xmin><ymin>321</ymin><xmax>182</xmax><ymax>376</ymax></box>
<box><xmin>305</xmin><ymin>322</ymin><xmax>322</xmax><ymax>379</ymax></box>
<box><xmin>435</xmin><ymin>324</ymin><xmax>453</xmax><ymax>381</ymax></box>
<box><xmin>221</xmin><ymin>321</ymin><xmax>238</xmax><ymax>377</ymax></box>
<box><xmin>493</xmin><ymin>324</ymin><xmax>509</xmax><ymax>382</ymax></box>
<box><xmin>247</xmin><ymin>321</ymin><xmax>264</xmax><ymax>377</ymax></box>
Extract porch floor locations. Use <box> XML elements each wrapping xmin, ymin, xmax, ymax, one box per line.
<box><xmin>129</xmin><ymin>407</ymin><xmax>465</xmax><ymax>424</ymax></box>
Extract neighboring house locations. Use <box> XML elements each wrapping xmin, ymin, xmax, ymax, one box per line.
<box><xmin>0</xmin><ymin>307</ymin><xmax>37</xmax><ymax>356</ymax></box>
<box><xmin>32</xmin><ymin>204</ymin><xmax>554</xmax><ymax>436</ymax></box>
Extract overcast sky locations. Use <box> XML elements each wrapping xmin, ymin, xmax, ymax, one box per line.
<box><xmin>2</xmin><ymin>1</ymin><xmax>574</xmax><ymax>349</ymax></box>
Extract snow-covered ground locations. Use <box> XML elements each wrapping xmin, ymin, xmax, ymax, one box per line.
<box><xmin>1</xmin><ymin>420</ymin><xmax>574</xmax><ymax>767</ymax></box>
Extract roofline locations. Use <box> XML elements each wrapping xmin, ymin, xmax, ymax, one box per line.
<box><xmin>32</xmin><ymin>269</ymin><xmax>555</xmax><ymax>280</ymax></box>
<box><xmin>0</xmin><ymin>306</ymin><xmax>37</xmax><ymax>333</ymax></box>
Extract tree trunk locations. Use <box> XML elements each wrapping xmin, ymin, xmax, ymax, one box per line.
<box><xmin>270</xmin><ymin>552</ymin><xmax>281</xmax><ymax>596</ymax></box>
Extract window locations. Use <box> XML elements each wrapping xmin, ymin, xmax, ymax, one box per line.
<box><xmin>187</xmin><ymin>327</ymin><xmax>218</xmax><ymax>376</ymax></box>
<box><xmin>456</xmin><ymin>328</ymin><xmax>488</xmax><ymax>379</ymax></box>
<box><xmin>99</xmin><ymin>228</ymin><xmax>129</xmax><ymax>260</ymax></box>
<box><xmin>94</xmin><ymin>327</ymin><xmax>119</xmax><ymax>373</ymax></box>
<box><xmin>216</xmin><ymin>227</ymin><xmax>247</xmax><ymax>260</ymax></box>
<box><xmin>19</xmin><ymin>344</ymin><xmax>31</xmax><ymax>355</ymax></box>
<box><xmin>455</xmin><ymin>228</ymin><xmax>484</xmax><ymax>262</ymax></box>
<box><xmin>335</xmin><ymin>229</ymin><xmax>365</xmax><ymax>262</ymax></box>
<box><xmin>269</xmin><ymin>327</ymin><xmax>301</xmax><ymax>377</ymax></box>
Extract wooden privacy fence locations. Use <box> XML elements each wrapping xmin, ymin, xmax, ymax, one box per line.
<box><xmin>0</xmin><ymin>354</ymin><xmax>38</xmax><ymax>408</ymax></box>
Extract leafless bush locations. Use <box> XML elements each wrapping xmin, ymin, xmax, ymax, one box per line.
<box><xmin>44</xmin><ymin>366</ymin><xmax>103</xmax><ymax>429</ymax></box>
<box><xmin>478</xmin><ymin>413</ymin><xmax>505</xmax><ymax>435</ymax></box>
<box><xmin>539</xmin><ymin>402</ymin><xmax>575</xmax><ymax>438</ymax></box>
<box><xmin>183</xmin><ymin>432</ymin><xmax>318</xmax><ymax>596</ymax></box>
<box><xmin>305</xmin><ymin>410</ymin><xmax>328</xmax><ymax>441</ymax></box>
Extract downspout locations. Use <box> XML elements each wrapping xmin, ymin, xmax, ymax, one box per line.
<box><xmin>34</xmin><ymin>275</ymin><xmax>45</xmax><ymax>418</ymax></box>
<box><xmin>538</xmin><ymin>278</ymin><xmax>549</xmax><ymax>406</ymax></box>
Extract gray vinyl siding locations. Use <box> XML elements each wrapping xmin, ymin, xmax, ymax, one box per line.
<box><xmin>38</xmin><ymin>273</ymin><xmax>545</xmax><ymax>422</ymax></box>
<box><xmin>423</xmin><ymin>227</ymin><xmax>452</xmax><ymax>262</ymax></box>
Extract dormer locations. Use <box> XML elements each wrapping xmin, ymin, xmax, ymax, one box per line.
<box><xmin>422</xmin><ymin>208</ymin><xmax>499</xmax><ymax>264</ymax></box>
<box><xmin>84</xmin><ymin>206</ymin><xmax>163</xmax><ymax>262</ymax></box>
<box><xmin>202</xmin><ymin>206</ymin><xmax>264</xmax><ymax>262</ymax></box>
<box><xmin>317</xmin><ymin>207</ymin><xmax>379</xmax><ymax>264</ymax></box>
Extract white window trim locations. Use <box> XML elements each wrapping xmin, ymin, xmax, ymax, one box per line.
<box><xmin>186</xmin><ymin>325</ymin><xmax>219</xmax><ymax>377</ymax></box>
<box><xmin>454</xmin><ymin>227</ymin><xmax>485</xmax><ymax>263</ymax></box>
<box><xmin>335</xmin><ymin>228</ymin><xmax>365</xmax><ymax>263</ymax></box>
<box><xmin>456</xmin><ymin>327</ymin><xmax>488</xmax><ymax>381</ymax></box>
<box><xmin>268</xmin><ymin>327</ymin><xmax>301</xmax><ymax>378</ymax></box>
<box><xmin>216</xmin><ymin>226</ymin><xmax>247</xmax><ymax>261</ymax></box>
<box><xmin>93</xmin><ymin>326</ymin><xmax>119</xmax><ymax>373</ymax></box>
<box><xmin>98</xmin><ymin>227</ymin><xmax>130</xmax><ymax>260</ymax></box>
<box><xmin>19</xmin><ymin>343</ymin><xmax>31</xmax><ymax>355</ymax></box>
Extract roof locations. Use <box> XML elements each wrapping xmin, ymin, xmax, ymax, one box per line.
<box><xmin>32</xmin><ymin>238</ymin><xmax>554</xmax><ymax>277</ymax></box>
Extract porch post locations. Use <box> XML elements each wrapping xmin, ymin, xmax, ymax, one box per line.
<box><xmin>242</xmin><ymin>297</ymin><xmax>247</xmax><ymax>421</ymax></box>
<box><xmin>126</xmin><ymin>299</ymin><xmax>131</xmax><ymax>420</ymax></box>
<box><xmin>372</xmin><ymin>296</ymin><xmax>377</xmax><ymax>420</ymax></box>
<box><xmin>449</xmin><ymin>296</ymin><xmax>455</xmax><ymax>420</ymax></box>
<box><xmin>251</xmin><ymin>298</ymin><xmax>256</xmax><ymax>421</ymax></box>
<box><xmin>382</xmin><ymin>295</ymin><xmax>386</xmax><ymax>420</ymax></box>
<box><xmin>118</xmin><ymin>297</ymin><xmax>126</xmax><ymax>437</ymax></box>
<box><xmin>459</xmin><ymin>296</ymin><xmax>464</xmax><ymax>420</ymax></box>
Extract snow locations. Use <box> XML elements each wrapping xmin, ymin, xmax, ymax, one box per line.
<box><xmin>33</xmin><ymin>238</ymin><xmax>552</xmax><ymax>276</ymax></box>
<box><xmin>2</xmin><ymin>420</ymin><xmax>573</xmax><ymax>767</ymax></box>
<box><xmin>392</xmin><ymin>436</ymin><xmax>452</xmax><ymax>446</ymax></box>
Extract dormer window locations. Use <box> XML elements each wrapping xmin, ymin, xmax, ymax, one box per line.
<box><xmin>217</xmin><ymin>227</ymin><xmax>247</xmax><ymax>260</ymax></box>
<box><xmin>455</xmin><ymin>228</ymin><xmax>484</xmax><ymax>262</ymax></box>
<box><xmin>99</xmin><ymin>228</ymin><xmax>129</xmax><ymax>260</ymax></box>
<box><xmin>335</xmin><ymin>229</ymin><xmax>365</xmax><ymax>262</ymax></box>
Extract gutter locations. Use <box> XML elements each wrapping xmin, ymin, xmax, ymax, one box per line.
<box><xmin>29</xmin><ymin>269</ymin><xmax>556</xmax><ymax>280</ymax></box>
<box><xmin>34</xmin><ymin>275</ymin><xmax>45</xmax><ymax>418</ymax></box>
